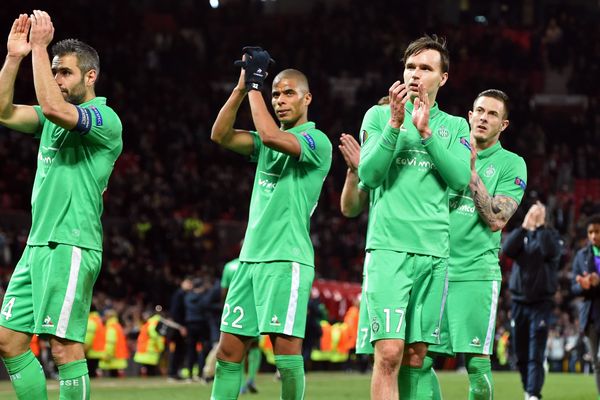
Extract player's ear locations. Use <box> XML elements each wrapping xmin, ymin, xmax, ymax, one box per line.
<box><xmin>304</xmin><ymin>91</ymin><xmax>312</xmax><ymax>106</ymax></box>
<box><xmin>439</xmin><ymin>72</ymin><xmax>448</xmax><ymax>88</ymax></box>
<box><xmin>85</xmin><ymin>69</ymin><xmax>97</xmax><ymax>87</ymax></box>
<box><xmin>500</xmin><ymin>119</ymin><xmax>509</xmax><ymax>132</ymax></box>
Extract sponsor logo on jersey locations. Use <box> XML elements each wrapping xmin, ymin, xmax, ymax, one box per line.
<box><xmin>470</xmin><ymin>337</ymin><xmax>481</xmax><ymax>347</ymax></box>
<box><xmin>42</xmin><ymin>315</ymin><xmax>54</xmax><ymax>328</ymax></box>
<box><xmin>301</xmin><ymin>132</ymin><xmax>316</xmax><ymax>150</ymax></box>
<box><xmin>89</xmin><ymin>106</ymin><xmax>103</xmax><ymax>126</ymax></box>
<box><xmin>258</xmin><ymin>171</ymin><xmax>278</xmax><ymax>192</ymax></box>
<box><xmin>396</xmin><ymin>155</ymin><xmax>436</xmax><ymax>171</ymax></box>
<box><xmin>460</xmin><ymin>137</ymin><xmax>472</xmax><ymax>150</ymax></box>
<box><xmin>437</xmin><ymin>126</ymin><xmax>449</xmax><ymax>138</ymax></box>
<box><xmin>270</xmin><ymin>315</ymin><xmax>281</xmax><ymax>326</ymax></box>
<box><xmin>484</xmin><ymin>164</ymin><xmax>496</xmax><ymax>177</ymax></box>
<box><xmin>360</xmin><ymin>130</ymin><xmax>368</xmax><ymax>144</ymax></box>
<box><xmin>514</xmin><ymin>177</ymin><xmax>527</xmax><ymax>190</ymax></box>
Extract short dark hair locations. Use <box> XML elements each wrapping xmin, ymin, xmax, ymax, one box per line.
<box><xmin>475</xmin><ymin>89</ymin><xmax>510</xmax><ymax>119</ymax></box>
<box><xmin>51</xmin><ymin>38</ymin><xmax>100</xmax><ymax>76</ymax></box>
<box><xmin>403</xmin><ymin>34</ymin><xmax>449</xmax><ymax>73</ymax></box>
<box><xmin>587</xmin><ymin>214</ymin><xmax>600</xmax><ymax>227</ymax></box>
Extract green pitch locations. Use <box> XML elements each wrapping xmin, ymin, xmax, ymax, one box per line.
<box><xmin>0</xmin><ymin>371</ymin><xmax>595</xmax><ymax>399</ymax></box>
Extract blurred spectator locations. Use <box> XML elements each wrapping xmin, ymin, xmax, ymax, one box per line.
<box><xmin>134</xmin><ymin>308</ymin><xmax>166</xmax><ymax>376</ymax></box>
<box><xmin>166</xmin><ymin>277</ymin><xmax>192</xmax><ymax>381</ymax></box>
<box><xmin>503</xmin><ymin>201</ymin><xmax>562</xmax><ymax>400</ymax></box>
<box><xmin>571</xmin><ymin>214</ymin><xmax>600</xmax><ymax>395</ymax></box>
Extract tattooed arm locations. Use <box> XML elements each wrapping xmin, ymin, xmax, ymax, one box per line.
<box><xmin>469</xmin><ymin>146</ymin><xmax>518</xmax><ymax>232</ymax></box>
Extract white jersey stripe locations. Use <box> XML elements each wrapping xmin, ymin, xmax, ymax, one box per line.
<box><xmin>81</xmin><ymin>375</ymin><xmax>87</xmax><ymax>400</ymax></box>
<box><xmin>284</xmin><ymin>262</ymin><xmax>301</xmax><ymax>335</ymax></box>
<box><xmin>56</xmin><ymin>246</ymin><xmax>82</xmax><ymax>338</ymax></box>
<box><xmin>483</xmin><ymin>281</ymin><xmax>499</xmax><ymax>354</ymax></box>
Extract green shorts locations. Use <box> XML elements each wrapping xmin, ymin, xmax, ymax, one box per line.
<box><xmin>0</xmin><ymin>244</ymin><xmax>101</xmax><ymax>343</ymax></box>
<box><xmin>445</xmin><ymin>280</ymin><xmax>500</xmax><ymax>355</ymax></box>
<box><xmin>364</xmin><ymin>250</ymin><xmax>447</xmax><ymax>345</ymax></box>
<box><xmin>220</xmin><ymin>261</ymin><xmax>314</xmax><ymax>338</ymax></box>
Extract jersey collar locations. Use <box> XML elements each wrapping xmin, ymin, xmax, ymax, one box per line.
<box><xmin>405</xmin><ymin>101</ymin><xmax>440</xmax><ymax>119</ymax></box>
<box><xmin>286</xmin><ymin>121</ymin><xmax>315</xmax><ymax>133</ymax></box>
<box><xmin>78</xmin><ymin>97</ymin><xmax>107</xmax><ymax>107</ymax></box>
<box><xmin>477</xmin><ymin>140</ymin><xmax>502</xmax><ymax>159</ymax></box>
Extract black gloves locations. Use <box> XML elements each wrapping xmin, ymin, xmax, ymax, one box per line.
<box><xmin>234</xmin><ymin>46</ymin><xmax>275</xmax><ymax>91</ymax></box>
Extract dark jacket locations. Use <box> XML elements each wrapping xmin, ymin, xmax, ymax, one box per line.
<box><xmin>571</xmin><ymin>244</ymin><xmax>600</xmax><ymax>331</ymax></box>
<box><xmin>503</xmin><ymin>226</ymin><xmax>562</xmax><ymax>304</ymax></box>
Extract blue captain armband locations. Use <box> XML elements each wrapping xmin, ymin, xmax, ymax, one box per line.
<box><xmin>74</xmin><ymin>106</ymin><xmax>92</xmax><ymax>134</ymax></box>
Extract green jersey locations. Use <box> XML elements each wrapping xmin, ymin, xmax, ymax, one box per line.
<box><xmin>28</xmin><ymin>97</ymin><xmax>122</xmax><ymax>251</ymax></box>
<box><xmin>221</xmin><ymin>258</ymin><xmax>240</xmax><ymax>289</ymax></box>
<box><xmin>239</xmin><ymin>121</ymin><xmax>332</xmax><ymax>266</ymax></box>
<box><xmin>358</xmin><ymin>102</ymin><xmax>471</xmax><ymax>258</ymax></box>
<box><xmin>448</xmin><ymin>141</ymin><xmax>527</xmax><ymax>281</ymax></box>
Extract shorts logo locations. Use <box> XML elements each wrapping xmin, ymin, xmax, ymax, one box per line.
<box><xmin>42</xmin><ymin>315</ymin><xmax>54</xmax><ymax>328</ymax></box>
<box><xmin>514</xmin><ymin>177</ymin><xmax>527</xmax><ymax>190</ymax></box>
<box><xmin>301</xmin><ymin>132</ymin><xmax>316</xmax><ymax>150</ymax></box>
<box><xmin>470</xmin><ymin>337</ymin><xmax>481</xmax><ymax>347</ymax></box>
<box><xmin>270</xmin><ymin>315</ymin><xmax>281</xmax><ymax>326</ymax></box>
<box><xmin>484</xmin><ymin>164</ymin><xmax>496</xmax><ymax>177</ymax></box>
<box><xmin>432</xmin><ymin>327</ymin><xmax>440</xmax><ymax>338</ymax></box>
<box><xmin>437</xmin><ymin>126</ymin><xmax>449</xmax><ymax>138</ymax></box>
<box><xmin>460</xmin><ymin>137</ymin><xmax>472</xmax><ymax>150</ymax></box>
<box><xmin>371</xmin><ymin>318</ymin><xmax>380</xmax><ymax>333</ymax></box>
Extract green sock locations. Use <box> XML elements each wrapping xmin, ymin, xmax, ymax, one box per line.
<box><xmin>398</xmin><ymin>365</ymin><xmax>420</xmax><ymax>399</ymax></box>
<box><xmin>2</xmin><ymin>350</ymin><xmax>48</xmax><ymax>400</ymax></box>
<box><xmin>432</xmin><ymin>367</ymin><xmax>443</xmax><ymax>400</ymax></box>
<box><xmin>58</xmin><ymin>359</ymin><xmax>90</xmax><ymax>400</ymax></box>
<box><xmin>275</xmin><ymin>355</ymin><xmax>305</xmax><ymax>400</ymax></box>
<box><xmin>246</xmin><ymin>347</ymin><xmax>261</xmax><ymax>383</ymax></box>
<box><xmin>211</xmin><ymin>359</ymin><xmax>242</xmax><ymax>400</ymax></box>
<box><xmin>466</xmin><ymin>356</ymin><xmax>493</xmax><ymax>400</ymax></box>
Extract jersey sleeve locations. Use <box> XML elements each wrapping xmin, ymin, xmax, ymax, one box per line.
<box><xmin>249</xmin><ymin>130</ymin><xmax>262</xmax><ymax>163</ymax></box>
<box><xmin>423</xmin><ymin>117</ymin><xmax>471</xmax><ymax>191</ymax></box>
<box><xmin>495</xmin><ymin>155</ymin><xmax>528</xmax><ymax>204</ymax></box>
<box><xmin>77</xmin><ymin>104</ymin><xmax>122</xmax><ymax>146</ymax></box>
<box><xmin>294</xmin><ymin>129</ymin><xmax>331</xmax><ymax>168</ymax></box>
<box><xmin>32</xmin><ymin>105</ymin><xmax>47</xmax><ymax>139</ymax></box>
<box><xmin>358</xmin><ymin>105</ymin><xmax>398</xmax><ymax>189</ymax></box>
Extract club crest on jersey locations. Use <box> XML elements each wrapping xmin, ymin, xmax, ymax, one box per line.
<box><xmin>484</xmin><ymin>164</ymin><xmax>496</xmax><ymax>177</ymax></box>
<box><xmin>459</xmin><ymin>137</ymin><xmax>472</xmax><ymax>150</ymax></box>
<box><xmin>437</xmin><ymin>126</ymin><xmax>449</xmax><ymax>138</ymax></box>
<box><xmin>371</xmin><ymin>318</ymin><xmax>380</xmax><ymax>333</ymax></box>
<box><xmin>301</xmin><ymin>132</ymin><xmax>316</xmax><ymax>150</ymax></box>
<box><xmin>360</xmin><ymin>130</ymin><xmax>368</xmax><ymax>144</ymax></box>
<box><xmin>514</xmin><ymin>177</ymin><xmax>527</xmax><ymax>190</ymax></box>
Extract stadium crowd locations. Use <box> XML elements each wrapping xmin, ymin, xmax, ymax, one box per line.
<box><xmin>0</xmin><ymin>0</ymin><xmax>599</xmax><ymax>379</ymax></box>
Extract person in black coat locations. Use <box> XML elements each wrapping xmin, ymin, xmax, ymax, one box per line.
<box><xmin>572</xmin><ymin>214</ymin><xmax>600</xmax><ymax>397</ymax></box>
<box><xmin>503</xmin><ymin>202</ymin><xmax>562</xmax><ymax>400</ymax></box>
<box><xmin>167</xmin><ymin>277</ymin><xmax>192</xmax><ymax>380</ymax></box>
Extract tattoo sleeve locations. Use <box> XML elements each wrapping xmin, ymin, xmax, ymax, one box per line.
<box><xmin>470</xmin><ymin>174</ymin><xmax>518</xmax><ymax>231</ymax></box>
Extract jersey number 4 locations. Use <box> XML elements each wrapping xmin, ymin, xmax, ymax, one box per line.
<box><xmin>1</xmin><ymin>298</ymin><xmax>15</xmax><ymax>320</ymax></box>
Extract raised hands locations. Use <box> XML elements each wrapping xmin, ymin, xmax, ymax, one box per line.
<box><xmin>234</xmin><ymin>46</ymin><xmax>274</xmax><ymax>91</ymax></box>
<box><xmin>388</xmin><ymin>81</ymin><xmax>409</xmax><ymax>129</ymax></box>
<box><xmin>29</xmin><ymin>10</ymin><xmax>54</xmax><ymax>49</ymax></box>
<box><xmin>7</xmin><ymin>14</ymin><xmax>31</xmax><ymax>58</ymax></box>
<box><xmin>339</xmin><ymin>133</ymin><xmax>361</xmax><ymax>172</ymax></box>
<box><xmin>412</xmin><ymin>82</ymin><xmax>431</xmax><ymax>139</ymax></box>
